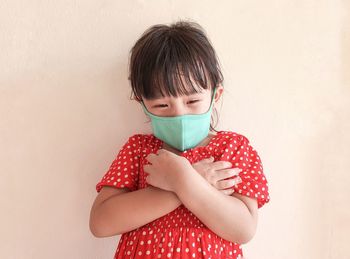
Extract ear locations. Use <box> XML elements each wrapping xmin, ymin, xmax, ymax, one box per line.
<box><xmin>214</xmin><ymin>85</ymin><xmax>224</xmax><ymax>103</ymax></box>
<box><xmin>132</xmin><ymin>95</ymin><xmax>142</xmax><ymax>103</ymax></box>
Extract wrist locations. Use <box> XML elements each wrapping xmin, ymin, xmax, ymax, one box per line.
<box><xmin>148</xmin><ymin>185</ymin><xmax>182</xmax><ymax>206</ymax></box>
<box><xmin>172</xmin><ymin>166</ymin><xmax>198</xmax><ymax>195</ymax></box>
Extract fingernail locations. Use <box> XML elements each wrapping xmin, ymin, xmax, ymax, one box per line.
<box><xmin>235</xmin><ymin>177</ymin><xmax>242</xmax><ymax>184</ymax></box>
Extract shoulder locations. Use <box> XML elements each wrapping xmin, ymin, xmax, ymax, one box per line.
<box><xmin>215</xmin><ymin>130</ymin><xmax>253</xmax><ymax>146</ymax></box>
<box><xmin>124</xmin><ymin>133</ymin><xmax>162</xmax><ymax>153</ymax></box>
<box><xmin>215</xmin><ymin>130</ymin><xmax>261</xmax><ymax>159</ymax></box>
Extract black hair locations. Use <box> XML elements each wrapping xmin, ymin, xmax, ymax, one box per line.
<box><xmin>128</xmin><ymin>20</ymin><xmax>224</xmax><ymax>131</ymax></box>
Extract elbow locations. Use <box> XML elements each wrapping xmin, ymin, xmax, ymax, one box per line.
<box><xmin>89</xmin><ymin>212</ymin><xmax>124</xmax><ymax>238</ymax></box>
<box><xmin>226</xmin><ymin>227</ymin><xmax>256</xmax><ymax>244</ymax></box>
<box><xmin>236</xmin><ymin>209</ymin><xmax>258</xmax><ymax>244</ymax></box>
<box><xmin>89</xmin><ymin>211</ymin><xmax>118</xmax><ymax>238</ymax></box>
<box><xmin>90</xmin><ymin>224</ymin><xmax>103</xmax><ymax>238</ymax></box>
<box><xmin>89</xmin><ymin>216</ymin><xmax>105</xmax><ymax>238</ymax></box>
<box><xmin>236</xmin><ymin>227</ymin><xmax>256</xmax><ymax>244</ymax></box>
<box><xmin>228</xmin><ymin>217</ymin><xmax>258</xmax><ymax>244</ymax></box>
<box><xmin>90</xmin><ymin>218</ymin><xmax>119</xmax><ymax>238</ymax></box>
<box><xmin>89</xmin><ymin>207</ymin><xmax>102</xmax><ymax>237</ymax></box>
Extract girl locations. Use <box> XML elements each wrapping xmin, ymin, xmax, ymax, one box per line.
<box><xmin>89</xmin><ymin>20</ymin><xmax>270</xmax><ymax>259</ymax></box>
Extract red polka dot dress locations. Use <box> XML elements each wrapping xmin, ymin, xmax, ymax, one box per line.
<box><xmin>96</xmin><ymin>131</ymin><xmax>270</xmax><ymax>259</ymax></box>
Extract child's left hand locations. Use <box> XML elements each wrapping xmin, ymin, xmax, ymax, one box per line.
<box><xmin>144</xmin><ymin>149</ymin><xmax>193</xmax><ymax>192</ymax></box>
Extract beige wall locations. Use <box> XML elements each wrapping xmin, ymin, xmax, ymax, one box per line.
<box><xmin>1</xmin><ymin>1</ymin><xmax>349</xmax><ymax>258</ymax></box>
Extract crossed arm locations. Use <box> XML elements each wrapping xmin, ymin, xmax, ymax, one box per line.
<box><xmin>173</xmin><ymin>169</ymin><xmax>258</xmax><ymax>244</ymax></box>
<box><xmin>89</xmin><ymin>155</ymin><xmax>258</xmax><ymax>244</ymax></box>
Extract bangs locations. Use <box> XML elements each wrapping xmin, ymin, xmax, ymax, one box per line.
<box><xmin>129</xmin><ymin>21</ymin><xmax>223</xmax><ymax>100</ymax></box>
<box><xmin>149</xmin><ymin>51</ymin><xmax>212</xmax><ymax>99</ymax></box>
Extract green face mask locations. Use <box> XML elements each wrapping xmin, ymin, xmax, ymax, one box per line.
<box><xmin>141</xmin><ymin>88</ymin><xmax>216</xmax><ymax>152</ymax></box>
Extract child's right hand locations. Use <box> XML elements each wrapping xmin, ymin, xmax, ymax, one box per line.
<box><xmin>192</xmin><ymin>157</ymin><xmax>242</xmax><ymax>196</ymax></box>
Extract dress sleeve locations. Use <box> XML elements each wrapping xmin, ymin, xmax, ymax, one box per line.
<box><xmin>220</xmin><ymin>135</ymin><xmax>270</xmax><ymax>208</ymax></box>
<box><xmin>95</xmin><ymin>135</ymin><xmax>141</xmax><ymax>193</ymax></box>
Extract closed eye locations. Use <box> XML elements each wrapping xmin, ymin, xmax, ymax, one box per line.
<box><xmin>153</xmin><ymin>104</ymin><xmax>168</xmax><ymax>108</ymax></box>
<box><xmin>187</xmin><ymin>100</ymin><xmax>200</xmax><ymax>104</ymax></box>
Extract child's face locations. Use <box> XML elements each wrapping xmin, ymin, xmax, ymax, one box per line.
<box><xmin>142</xmin><ymin>86</ymin><xmax>223</xmax><ymax>117</ymax></box>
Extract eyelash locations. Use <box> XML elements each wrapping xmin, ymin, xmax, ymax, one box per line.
<box><xmin>156</xmin><ymin>104</ymin><xmax>168</xmax><ymax>108</ymax></box>
<box><xmin>155</xmin><ymin>100</ymin><xmax>199</xmax><ymax>108</ymax></box>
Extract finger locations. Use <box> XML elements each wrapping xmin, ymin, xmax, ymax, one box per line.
<box><xmin>211</xmin><ymin>160</ymin><xmax>233</xmax><ymax>170</ymax></box>
<box><xmin>216</xmin><ymin>177</ymin><xmax>242</xmax><ymax>190</ymax></box>
<box><xmin>156</xmin><ymin>149</ymin><xmax>174</xmax><ymax>158</ymax></box>
<box><xmin>156</xmin><ymin>149</ymin><xmax>166</xmax><ymax>155</ymax></box>
<box><xmin>145</xmin><ymin>153</ymin><xmax>158</xmax><ymax>163</ymax></box>
<box><xmin>208</xmin><ymin>168</ymin><xmax>240</xmax><ymax>183</ymax></box>
<box><xmin>215</xmin><ymin>168</ymin><xmax>242</xmax><ymax>181</ymax></box>
<box><xmin>201</xmin><ymin>157</ymin><xmax>215</xmax><ymax>163</ymax></box>
<box><xmin>220</xmin><ymin>188</ymin><xmax>235</xmax><ymax>196</ymax></box>
<box><xmin>192</xmin><ymin>157</ymin><xmax>213</xmax><ymax>167</ymax></box>
<box><xmin>145</xmin><ymin>175</ymin><xmax>152</xmax><ymax>185</ymax></box>
<box><xmin>143</xmin><ymin>164</ymin><xmax>153</xmax><ymax>173</ymax></box>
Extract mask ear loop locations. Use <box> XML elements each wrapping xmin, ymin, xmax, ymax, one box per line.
<box><xmin>140</xmin><ymin>101</ymin><xmax>152</xmax><ymax>116</ymax></box>
<box><xmin>209</xmin><ymin>87</ymin><xmax>219</xmax><ymax>131</ymax></box>
<box><xmin>208</xmin><ymin>87</ymin><xmax>217</xmax><ymax>111</ymax></box>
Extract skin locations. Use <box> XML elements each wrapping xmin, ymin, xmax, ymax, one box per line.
<box><xmin>89</xmin><ymin>85</ymin><xmax>258</xmax><ymax>244</ymax></box>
